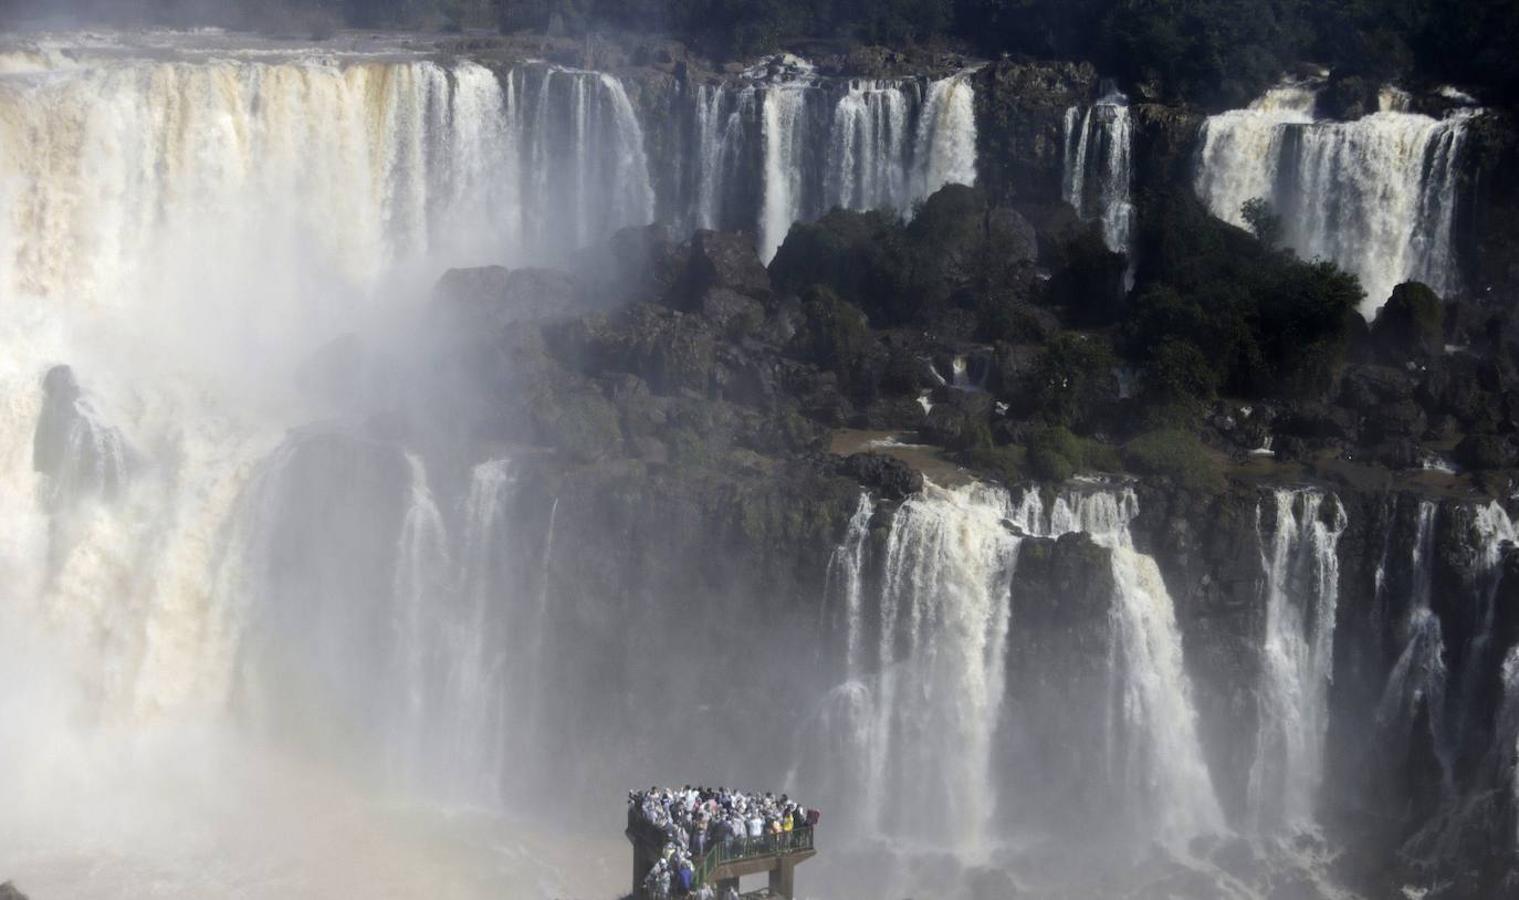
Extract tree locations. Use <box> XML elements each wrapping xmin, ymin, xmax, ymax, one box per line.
<box><xmin>1241</xmin><ymin>197</ymin><xmax>1283</xmax><ymax>249</ymax></box>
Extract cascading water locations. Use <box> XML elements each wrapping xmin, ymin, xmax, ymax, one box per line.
<box><xmin>803</xmin><ymin>482</ymin><xmax>1220</xmax><ymax>853</ymax></box>
<box><xmin>1376</xmin><ymin>501</ymin><xmax>1454</xmax><ymax>791</ymax></box>
<box><xmin>0</xmin><ymin>39</ymin><xmax>652</xmax><ymax>895</ymax></box>
<box><xmin>1063</xmin><ymin>89</ymin><xmax>1135</xmax><ymax>262</ymax></box>
<box><xmin>1249</xmin><ymin>488</ymin><xmax>1348</xmax><ymax>832</ymax></box>
<box><xmin>1451</xmin><ymin>502</ymin><xmax>1518</xmax><ymax>743</ymax></box>
<box><xmin>857</xmin><ymin>481</ymin><xmax>1020</xmax><ymax>854</ymax></box>
<box><xmin>670</xmin><ymin>69</ymin><xmax>978</xmax><ymax>262</ymax></box>
<box><xmin>1023</xmin><ymin>488</ymin><xmax>1223</xmax><ymax>841</ymax></box>
<box><xmin>1195</xmin><ymin>82</ymin><xmax>1473</xmax><ymax>315</ymax></box>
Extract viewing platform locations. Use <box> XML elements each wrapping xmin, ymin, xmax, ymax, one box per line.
<box><xmin>626</xmin><ymin>819</ymin><xmax>817</xmax><ymax>899</ymax></box>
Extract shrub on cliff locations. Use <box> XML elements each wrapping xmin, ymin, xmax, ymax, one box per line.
<box><xmin>1028</xmin><ymin>332</ymin><xmax>1117</xmax><ymax>431</ymax></box>
<box><xmin>770</xmin><ymin>209</ymin><xmax>910</xmax><ymax>323</ymax></box>
<box><xmin>1122</xmin><ymin>428</ymin><xmax>1223</xmax><ymax>491</ymax></box>
<box><xmin>1140</xmin><ymin>337</ymin><xmax>1218</xmax><ymax>427</ymax></box>
<box><xmin>791</xmin><ymin>285</ymin><xmax>873</xmax><ymax>375</ymax></box>
<box><xmin>1131</xmin><ymin>191</ymin><xmax>1362</xmax><ymax>400</ymax></box>
<box><xmin>1024</xmin><ymin>425</ymin><xmax>1121</xmax><ymax>482</ymax></box>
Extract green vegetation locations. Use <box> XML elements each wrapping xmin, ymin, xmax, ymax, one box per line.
<box><xmin>1122</xmin><ymin>429</ymin><xmax>1224</xmax><ymax>491</ymax></box>
<box><xmin>1126</xmin><ymin>191</ymin><xmax>1362</xmax><ymax>405</ymax></box>
<box><xmin>1026</xmin><ymin>426</ymin><xmax>1120</xmax><ymax>482</ymax></box>
<box><xmin>1029</xmin><ymin>333</ymin><xmax>1117</xmax><ymax>431</ymax></box>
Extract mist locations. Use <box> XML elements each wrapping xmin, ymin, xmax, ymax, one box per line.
<box><xmin>5</xmin><ymin>11</ymin><xmax>1519</xmax><ymax>900</ymax></box>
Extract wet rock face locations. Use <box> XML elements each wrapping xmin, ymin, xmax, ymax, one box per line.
<box><xmin>31</xmin><ymin>364</ymin><xmax>126</xmax><ymax>505</ymax></box>
<box><xmin>32</xmin><ymin>364</ymin><xmax>82</xmax><ymax>478</ymax></box>
<box><xmin>433</xmin><ymin>265</ymin><xmax>592</xmax><ymax>330</ymax></box>
<box><xmin>1004</xmin><ymin>531</ymin><xmax>1117</xmax><ymax>834</ymax></box>
<box><xmin>676</xmin><ymin>229</ymin><xmax>773</xmax><ymax>309</ymax></box>
<box><xmin>973</xmin><ymin>59</ymin><xmax>1098</xmax><ymax>207</ymax></box>
<box><xmin>837</xmin><ymin>452</ymin><xmax>922</xmax><ymax>502</ymax></box>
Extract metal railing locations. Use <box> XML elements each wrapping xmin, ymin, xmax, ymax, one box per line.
<box><xmin>695</xmin><ymin>826</ymin><xmax>814</xmax><ymax>884</ymax></box>
<box><xmin>630</xmin><ymin>818</ymin><xmax>814</xmax><ymax>895</ymax></box>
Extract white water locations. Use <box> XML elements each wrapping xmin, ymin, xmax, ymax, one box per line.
<box><xmin>1063</xmin><ymin>90</ymin><xmax>1135</xmax><ymax>259</ymax></box>
<box><xmin>1249</xmin><ymin>488</ymin><xmax>1348</xmax><ymax>832</ymax></box>
<box><xmin>760</xmin><ymin>85</ymin><xmax>812</xmax><ymax>263</ymax></box>
<box><xmin>867</xmin><ymin>482</ymin><xmax>1019</xmax><ymax>854</ymax></box>
<box><xmin>689</xmin><ymin>68</ymin><xmax>978</xmax><ymax>262</ymax></box>
<box><xmin>807</xmin><ymin>483</ymin><xmax>1220</xmax><ymax>854</ymax></box>
<box><xmin>0</xmin><ymin>39</ymin><xmax>649</xmax><ymax>896</ymax></box>
<box><xmin>909</xmin><ymin>73</ymin><xmax>978</xmax><ymax>206</ymax></box>
<box><xmin>1498</xmin><ymin>648</ymin><xmax>1519</xmax><ymax>849</ymax></box>
<box><xmin>1196</xmin><ymin>83</ymin><xmax>1472</xmax><ymax>315</ymax></box>
<box><xmin>1377</xmin><ymin>502</ymin><xmax>1453</xmax><ymax>790</ymax></box>
<box><xmin>827</xmin><ymin>80</ymin><xmax>915</xmax><ymax>212</ymax></box>
<box><xmin>1026</xmin><ymin>488</ymin><xmax>1224</xmax><ymax>841</ymax></box>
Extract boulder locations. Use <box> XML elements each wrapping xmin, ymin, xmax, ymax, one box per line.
<box><xmin>839</xmin><ymin>452</ymin><xmax>923</xmax><ymax>501</ymax></box>
<box><xmin>1371</xmin><ymin>282</ymin><xmax>1445</xmax><ymax>360</ymax></box>
<box><xmin>32</xmin><ymin>363</ymin><xmax>82</xmax><ymax>475</ymax></box>
<box><xmin>674</xmin><ymin>229</ymin><xmax>771</xmax><ymax>310</ymax></box>
<box><xmin>434</xmin><ymin>265</ymin><xmax>588</xmax><ymax>331</ymax></box>
<box><xmin>698</xmin><ymin>287</ymin><xmax>765</xmax><ymax>339</ymax></box>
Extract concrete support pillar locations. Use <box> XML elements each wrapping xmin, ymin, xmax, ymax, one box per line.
<box><xmin>768</xmin><ymin>859</ymin><xmax>796</xmax><ymax>898</ymax></box>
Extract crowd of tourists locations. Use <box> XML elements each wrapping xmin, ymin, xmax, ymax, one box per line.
<box><xmin>628</xmin><ymin>786</ymin><xmax>819</xmax><ymax>898</ymax></box>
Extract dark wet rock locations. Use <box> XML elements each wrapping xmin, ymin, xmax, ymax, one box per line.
<box><xmin>1317</xmin><ymin>74</ymin><xmax>1381</xmax><ymax>121</ymax></box>
<box><xmin>698</xmin><ymin>287</ymin><xmax>766</xmax><ymax>339</ymax></box>
<box><xmin>839</xmin><ymin>452</ymin><xmax>923</xmax><ymax>501</ymax></box>
<box><xmin>1339</xmin><ymin>364</ymin><xmax>1418</xmax><ymax>412</ymax></box>
<box><xmin>973</xmin><ymin>59</ymin><xmax>1098</xmax><ymax>206</ymax></box>
<box><xmin>1131</xmin><ymin>103</ymin><xmax>1206</xmax><ymax>194</ymax></box>
<box><xmin>598</xmin><ymin>223</ymin><xmax>687</xmax><ymax>306</ymax></box>
<box><xmin>33</xmin><ymin>363</ymin><xmax>82</xmax><ymax>477</ymax></box>
<box><xmin>1371</xmin><ymin>282</ymin><xmax>1445</xmax><ymax>361</ymax></box>
<box><xmin>922</xmin><ymin>391</ymin><xmax>994</xmax><ymax>451</ymax></box>
<box><xmin>1004</xmin><ymin>531</ymin><xmax>1119</xmax><ymax>834</ymax></box>
<box><xmin>552</xmin><ymin>303</ymin><xmax>718</xmax><ymax>396</ymax></box>
<box><xmin>1277</xmin><ymin>402</ymin><xmax>1359</xmax><ymax>443</ymax></box>
<box><xmin>1455</xmin><ymin>432</ymin><xmax>1519</xmax><ymax>470</ymax></box>
<box><xmin>434</xmin><ymin>265</ymin><xmax>590</xmax><ymax>331</ymax></box>
<box><xmin>1420</xmin><ymin>354</ymin><xmax>1503</xmax><ymax>428</ymax></box>
<box><xmin>675</xmin><ymin>229</ymin><xmax>771</xmax><ymax>310</ymax></box>
<box><xmin>32</xmin><ymin>364</ymin><xmax>126</xmax><ymax>504</ymax></box>
<box><xmin>858</xmin><ymin>395</ymin><xmax>928</xmax><ymax>430</ymax></box>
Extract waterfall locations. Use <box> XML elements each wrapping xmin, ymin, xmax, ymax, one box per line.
<box><xmin>1030</xmin><ymin>489</ymin><xmax>1224</xmax><ymax>841</ymax></box>
<box><xmin>1452</xmin><ymin>502</ymin><xmax>1517</xmax><ymax>743</ymax></box>
<box><xmin>826</xmin><ymin>493</ymin><xmax>875</xmax><ymax>675</ymax></box>
<box><xmin>1499</xmin><ymin>648</ymin><xmax>1519</xmax><ymax>849</ymax></box>
<box><xmin>390</xmin><ymin>453</ymin><xmax>452</xmax><ymax>789</ymax></box>
<box><xmin>815</xmin><ymin>481</ymin><xmax>1021</xmax><ymax>852</ymax></box>
<box><xmin>1249</xmin><ymin>488</ymin><xmax>1348</xmax><ymax>832</ymax></box>
<box><xmin>806</xmin><ymin>483</ymin><xmax>1219</xmax><ymax>851</ymax></box>
<box><xmin>1196</xmin><ymin>82</ymin><xmax>1473</xmax><ymax>315</ymax></box>
<box><xmin>910</xmin><ymin>73</ymin><xmax>978</xmax><ymax>203</ymax></box>
<box><xmin>1063</xmin><ymin>89</ymin><xmax>1135</xmax><ymax>260</ymax></box>
<box><xmin>759</xmin><ymin>85</ymin><xmax>813</xmax><ymax>263</ymax></box>
<box><xmin>1377</xmin><ymin>501</ymin><xmax>1454</xmax><ymax>791</ymax></box>
<box><xmin>676</xmin><ymin>69</ymin><xmax>977</xmax><ymax>262</ymax></box>
<box><xmin>0</xmin><ymin>54</ymin><xmax>655</xmax><ymax>313</ymax></box>
<box><xmin>826</xmin><ymin>80</ymin><xmax>915</xmax><ymax>212</ymax></box>
<box><xmin>0</xmin><ymin>47</ymin><xmax>661</xmax><ymax>735</ymax></box>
